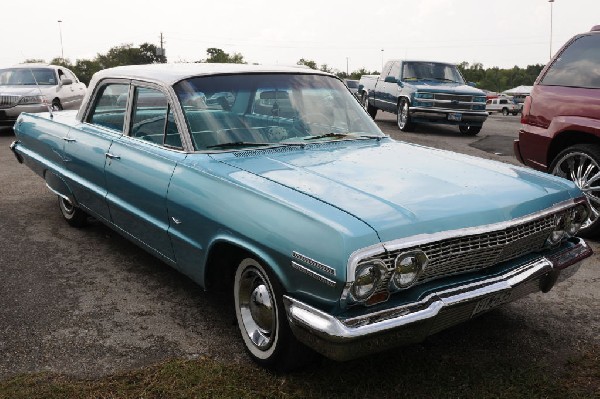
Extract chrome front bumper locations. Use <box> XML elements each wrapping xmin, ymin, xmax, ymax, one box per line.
<box><xmin>283</xmin><ymin>237</ymin><xmax>591</xmax><ymax>361</ymax></box>
<box><xmin>410</xmin><ymin>107</ymin><xmax>488</xmax><ymax>123</ymax></box>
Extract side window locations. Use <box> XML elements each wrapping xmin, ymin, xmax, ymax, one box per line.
<box><xmin>131</xmin><ymin>86</ymin><xmax>182</xmax><ymax>148</ymax></box>
<box><xmin>387</xmin><ymin>62</ymin><xmax>400</xmax><ymax>79</ymax></box>
<box><xmin>64</xmin><ymin>69</ymin><xmax>78</xmax><ymax>83</ymax></box>
<box><xmin>500</xmin><ymin>99</ymin><xmax>508</xmax><ymax>104</ymax></box>
<box><xmin>88</xmin><ymin>83</ymin><xmax>130</xmax><ymax>133</ymax></box>
<box><xmin>541</xmin><ymin>34</ymin><xmax>600</xmax><ymax>88</ymax></box>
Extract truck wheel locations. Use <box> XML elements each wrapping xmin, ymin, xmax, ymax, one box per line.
<box><xmin>550</xmin><ymin>144</ymin><xmax>600</xmax><ymax>237</ymax></box>
<box><xmin>58</xmin><ymin>196</ymin><xmax>88</xmax><ymax>227</ymax></box>
<box><xmin>459</xmin><ymin>125</ymin><xmax>481</xmax><ymax>135</ymax></box>
<box><xmin>234</xmin><ymin>257</ymin><xmax>319</xmax><ymax>371</ymax></box>
<box><xmin>397</xmin><ymin>99</ymin><xmax>414</xmax><ymax>131</ymax></box>
<box><xmin>364</xmin><ymin>94</ymin><xmax>377</xmax><ymax>119</ymax></box>
<box><xmin>502</xmin><ymin>108</ymin><xmax>509</xmax><ymax>116</ymax></box>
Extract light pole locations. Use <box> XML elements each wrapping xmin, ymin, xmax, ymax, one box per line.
<box><xmin>549</xmin><ymin>0</ymin><xmax>554</xmax><ymax>60</ymax></box>
<box><xmin>381</xmin><ymin>49</ymin><xmax>384</xmax><ymax>73</ymax></box>
<box><xmin>346</xmin><ymin>57</ymin><xmax>349</xmax><ymax>76</ymax></box>
<box><xmin>58</xmin><ymin>20</ymin><xmax>64</xmax><ymax>60</ymax></box>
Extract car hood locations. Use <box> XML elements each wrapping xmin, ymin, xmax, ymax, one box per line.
<box><xmin>406</xmin><ymin>82</ymin><xmax>483</xmax><ymax>95</ymax></box>
<box><xmin>0</xmin><ymin>85</ymin><xmax>54</xmax><ymax>96</ymax></box>
<box><xmin>212</xmin><ymin>140</ymin><xmax>580</xmax><ymax>242</ymax></box>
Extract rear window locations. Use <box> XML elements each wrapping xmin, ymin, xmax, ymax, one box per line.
<box><xmin>541</xmin><ymin>34</ymin><xmax>600</xmax><ymax>89</ymax></box>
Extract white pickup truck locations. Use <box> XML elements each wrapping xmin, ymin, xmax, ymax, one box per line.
<box><xmin>486</xmin><ymin>96</ymin><xmax>521</xmax><ymax>116</ymax></box>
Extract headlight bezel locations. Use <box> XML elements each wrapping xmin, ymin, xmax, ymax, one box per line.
<box><xmin>349</xmin><ymin>259</ymin><xmax>387</xmax><ymax>302</ymax></box>
<box><xmin>390</xmin><ymin>250</ymin><xmax>429</xmax><ymax>290</ymax></box>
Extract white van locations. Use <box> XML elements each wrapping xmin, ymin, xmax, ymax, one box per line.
<box><xmin>486</xmin><ymin>97</ymin><xmax>521</xmax><ymax>116</ymax></box>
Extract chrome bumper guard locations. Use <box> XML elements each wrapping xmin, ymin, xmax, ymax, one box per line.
<box><xmin>9</xmin><ymin>140</ymin><xmax>23</xmax><ymax>164</ymax></box>
<box><xmin>283</xmin><ymin>237</ymin><xmax>591</xmax><ymax>361</ymax></box>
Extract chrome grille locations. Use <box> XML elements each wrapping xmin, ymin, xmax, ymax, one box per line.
<box><xmin>433</xmin><ymin>94</ymin><xmax>473</xmax><ymax>102</ymax></box>
<box><xmin>366</xmin><ymin>213</ymin><xmax>556</xmax><ymax>291</ymax></box>
<box><xmin>431</xmin><ymin>93</ymin><xmax>474</xmax><ymax>111</ymax></box>
<box><xmin>0</xmin><ymin>95</ymin><xmax>20</xmax><ymax>109</ymax></box>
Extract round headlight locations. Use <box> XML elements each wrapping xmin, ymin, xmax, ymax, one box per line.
<box><xmin>391</xmin><ymin>250</ymin><xmax>428</xmax><ymax>289</ymax></box>
<box><xmin>566</xmin><ymin>204</ymin><xmax>589</xmax><ymax>236</ymax></box>
<box><xmin>351</xmin><ymin>260</ymin><xmax>386</xmax><ymax>301</ymax></box>
<box><xmin>547</xmin><ymin>213</ymin><xmax>567</xmax><ymax>245</ymax></box>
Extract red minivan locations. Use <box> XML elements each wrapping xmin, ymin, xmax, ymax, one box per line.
<box><xmin>515</xmin><ymin>25</ymin><xmax>600</xmax><ymax>235</ymax></box>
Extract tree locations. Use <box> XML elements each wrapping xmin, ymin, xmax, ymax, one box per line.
<box><xmin>297</xmin><ymin>58</ymin><xmax>317</xmax><ymax>70</ymax></box>
<box><xmin>96</xmin><ymin>43</ymin><xmax>166</xmax><ymax>69</ymax></box>
<box><xmin>203</xmin><ymin>48</ymin><xmax>246</xmax><ymax>64</ymax></box>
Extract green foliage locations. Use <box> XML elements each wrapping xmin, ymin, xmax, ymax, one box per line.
<box><xmin>457</xmin><ymin>62</ymin><xmax>545</xmax><ymax>92</ymax></box>
<box><xmin>202</xmin><ymin>48</ymin><xmax>246</xmax><ymax>64</ymax></box>
<box><xmin>297</xmin><ymin>58</ymin><xmax>318</xmax><ymax>69</ymax></box>
<box><xmin>96</xmin><ymin>43</ymin><xmax>166</xmax><ymax>69</ymax></box>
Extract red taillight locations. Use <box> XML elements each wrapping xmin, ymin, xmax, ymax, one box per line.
<box><xmin>520</xmin><ymin>95</ymin><xmax>532</xmax><ymax>124</ymax></box>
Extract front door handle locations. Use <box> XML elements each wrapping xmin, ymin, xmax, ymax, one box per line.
<box><xmin>63</xmin><ymin>137</ymin><xmax>76</xmax><ymax>142</ymax></box>
<box><xmin>105</xmin><ymin>153</ymin><xmax>120</xmax><ymax>160</ymax></box>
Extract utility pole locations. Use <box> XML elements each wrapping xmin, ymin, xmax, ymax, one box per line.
<box><xmin>549</xmin><ymin>0</ymin><xmax>555</xmax><ymax>60</ymax></box>
<box><xmin>157</xmin><ymin>32</ymin><xmax>166</xmax><ymax>62</ymax></box>
<box><xmin>58</xmin><ymin>20</ymin><xmax>64</xmax><ymax>61</ymax></box>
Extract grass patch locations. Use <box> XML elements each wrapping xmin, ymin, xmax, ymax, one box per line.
<box><xmin>1</xmin><ymin>346</ymin><xmax>598</xmax><ymax>399</ymax></box>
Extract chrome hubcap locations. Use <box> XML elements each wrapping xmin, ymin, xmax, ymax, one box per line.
<box><xmin>398</xmin><ymin>102</ymin><xmax>408</xmax><ymax>128</ymax></box>
<box><xmin>238</xmin><ymin>268</ymin><xmax>275</xmax><ymax>350</ymax></box>
<box><xmin>553</xmin><ymin>151</ymin><xmax>600</xmax><ymax>228</ymax></box>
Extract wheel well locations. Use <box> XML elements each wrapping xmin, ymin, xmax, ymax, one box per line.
<box><xmin>547</xmin><ymin>131</ymin><xmax>600</xmax><ymax>171</ymax></box>
<box><xmin>204</xmin><ymin>241</ymin><xmax>251</xmax><ymax>292</ymax></box>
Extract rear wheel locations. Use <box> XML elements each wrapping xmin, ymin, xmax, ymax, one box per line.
<box><xmin>397</xmin><ymin>99</ymin><xmax>414</xmax><ymax>131</ymax></box>
<box><xmin>233</xmin><ymin>257</ymin><xmax>319</xmax><ymax>371</ymax></box>
<box><xmin>58</xmin><ymin>196</ymin><xmax>87</xmax><ymax>227</ymax></box>
<box><xmin>550</xmin><ymin>144</ymin><xmax>600</xmax><ymax>237</ymax></box>
<box><xmin>459</xmin><ymin>125</ymin><xmax>481</xmax><ymax>135</ymax></box>
<box><xmin>363</xmin><ymin>93</ymin><xmax>377</xmax><ymax>119</ymax></box>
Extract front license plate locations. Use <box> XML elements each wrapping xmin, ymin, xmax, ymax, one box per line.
<box><xmin>448</xmin><ymin>113</ymin><xmax>462</xmax><ymax>121</ymax></box>
<box><xmin>471</xmin><ymin>291</ymin><xmax>512</xmax><ymax>317</ymax></box>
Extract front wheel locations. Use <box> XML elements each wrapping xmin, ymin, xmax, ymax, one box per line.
<box><xmin>502</xmin><ymin>108</ymin><xmax>509</xmax><ymax>116</ymax></box>
<box><xmin>234</xmin><ymin>257</ymin><xmax>318</xmax><ymax>371</ymax></box>
<box><xmin>51</xmin><ymin>99</ymin><xmax>63</xmax><ymax>111</ymax></box>
<box><xmin>550</xmin><ymin>144</ymin><xmax>600</xmax><ymax>237</ymax></box>
<box><xmin>459</xmin><ymin>125</ymin><xmax>481</xmax><ymax>135</ymax></box>
<box><xmin>58</xmin><ymin>196</ymin><xmax>87</xmax><ymax>227</ymax></box>
<box><xmin>397</xmin><ymin>99</ymin><xmax>414</xmax><ymax>131</ymax></box>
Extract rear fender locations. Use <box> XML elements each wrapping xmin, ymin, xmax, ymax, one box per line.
<box><xmin>44</xmin><ymin>170</ymin><xmax>77</xmax><ymax>206</ymax></box>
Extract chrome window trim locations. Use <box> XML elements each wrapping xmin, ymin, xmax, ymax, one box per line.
<box><xmin>346</xmin><ymin>198</ymin><xmax>580</xmax><ymax>283</ymax></box>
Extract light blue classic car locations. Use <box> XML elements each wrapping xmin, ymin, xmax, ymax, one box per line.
<box><xmin>10</xmin><ymin>64</ymin><xmax>592</xmax><ymax>371</ymax></box>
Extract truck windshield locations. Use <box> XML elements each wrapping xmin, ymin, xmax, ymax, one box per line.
<box><xmin>0</xmin><ymin>68</ymin><xmax>57</xmax><ymax>86</ymax></box>
<box><xmin>402</xmin><ymin>62</ymin><xmax>465</xmax><ymax>84</ymax></box>
<box><xmin>174</xmin><ymin>73</ymin><xmax>384</xmax><ymax>151</ymax></box>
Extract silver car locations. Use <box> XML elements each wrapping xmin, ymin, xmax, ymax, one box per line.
<box><xmin>0</xmin><ymin>64</ymin><xmax>86</xmax><ymax>127</ymax></box>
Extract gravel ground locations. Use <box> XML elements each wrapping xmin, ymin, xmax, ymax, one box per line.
<box><xmin>0</xmin><ymin>113</ymin><xmax>598</xmax><ymax>379</ymax></box>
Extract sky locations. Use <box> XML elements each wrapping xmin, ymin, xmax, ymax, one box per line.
<box><xmin>2</xmin><ymin>0</ymin><xmax>599</xmax><ymax>73</ymax></box>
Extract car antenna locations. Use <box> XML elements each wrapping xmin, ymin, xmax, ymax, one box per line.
<box><xmin>27</xmin><ymin>67</ymin><xmax>54</xmax><ymax>119</ymax></box>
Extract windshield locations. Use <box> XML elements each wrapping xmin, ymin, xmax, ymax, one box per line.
<box><xmin>401</xmin><ymin>62</ymin><xmax>465</xmax><ymax>84</ymax></box>
<box><xmin>174</xmin><ymin>73</ymin><xmax>384</xmax><ymax>151</ymax></box>
<box><xmin>0</xmin><ymin>68</ymin><xmax>57</xmax><ymax>86</ymax></box>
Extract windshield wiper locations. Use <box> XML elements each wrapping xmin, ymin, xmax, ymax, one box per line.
<box><xmin>433</xmin><ymin>77</ymin><xmax>459</xmax><ymax>83</ymax></box>
<box><xmin>206</xmin><ymin>142</ymin><xmax>272</xmax><ymax>149</ymax></box>
<box><xmin>303</xmin><ymin>133</ymin><xmax>350</xmax><ymax>141</ymax></box>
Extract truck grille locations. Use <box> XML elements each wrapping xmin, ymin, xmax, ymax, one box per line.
<box><xmin>432</xmin><ymin>93</ymin><xmax>473</xmax><ymax>111</ymax></box>
<box><xmin>366</xmin><ymin>212</ymin><xmax>556</xmax><ymax>291</ymax></box>
<box><xmin>0</xmin><ymin>95</ymin><xmax>20</xmax><ymax>109</ymax></box>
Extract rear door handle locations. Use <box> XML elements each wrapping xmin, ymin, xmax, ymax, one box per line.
<box><xmin>63</xmin><ymin>137</ymin><xmax>76</xmax><ymax>142</ymax></box>
<box><xmin>105</xmin><ymin>153</ymin><xmax>120</xmax><ymax>160</ymax></box>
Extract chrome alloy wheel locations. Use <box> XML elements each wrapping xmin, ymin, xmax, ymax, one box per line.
<box><xmin>234</xmin><ymin>259</ymin><xmax>278</xmax><ymax>357</ymax></box>
<box><xmin>552</xmin><ymin>151</ymin><xmax>600</xmax><ymax>228</ymax></box>
<box><xmin>397</xmin><ymin>101</ymin><xmax>409</xmax><ymax>130</ymax></box>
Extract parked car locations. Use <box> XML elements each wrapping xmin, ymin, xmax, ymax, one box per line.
<box><xmin>0</xmin><ymin>64</ymin><xmax>86</xmax><ymax>126</ymax></box>
<box><xmin>486</xmin><ymin>96</ymin><xmax>521</xmax><ymax>115</ymax></box>
<box><xmin>515</xmin><ymin>25</ymin><xmax>600</xmax><ymax>235</ymax></box>
<box><xmin>10</xmin><ymin>63</ymin><xmax>592</xmax><ymax>371</ymax></box>
<box><xmin>357</xmin><ymin>60</ymin><xmax>488</xmax><ymax>135</ymax></box>
<box><xmin>343</xmin><ymin>79</ymin><xmax>359</xmax><ymax>96</ymax></box>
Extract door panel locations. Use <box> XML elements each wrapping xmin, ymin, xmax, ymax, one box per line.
<box><xmin>104</xmin><ymin>138</ymin><xmax>185</xmax><ymax>262</ymax></box>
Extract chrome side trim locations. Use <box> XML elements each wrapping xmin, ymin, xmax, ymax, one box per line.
<box><xmin>292</xmin><ymin>251</ymin><xmax>336</xmax><ymax>276</ymax></box>
<box><xmin>291</xmin><ymin>261</ymin><xmax>336</xmax><ymax>287</ymax></box>
<box><xmin>346</xmin><ymin>198</ymin><xmax>581</xmax><ymax>281</ymax></box>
